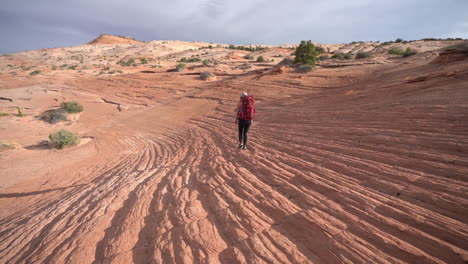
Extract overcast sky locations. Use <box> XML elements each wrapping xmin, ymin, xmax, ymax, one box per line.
<box><xmin>1</xmin><ymin>0</ymin><xmax>467</xmax><ymax>54</ymax></box>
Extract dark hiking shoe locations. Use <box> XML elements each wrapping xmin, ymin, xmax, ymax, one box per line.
<box><xmin>242</xmin><ymin>145</ymin><xmax>247</xmax><ymax>150</ymax></box>
<box><xmin>238</xmin><ymin>144</ymin><xmax>243</xmax><ymax>149</ymax></box>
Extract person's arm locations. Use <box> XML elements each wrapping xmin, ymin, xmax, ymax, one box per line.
<box><xmin>234</xmin><ymin>100</ymin><xmax>241</xmax><ymax>123</ymax></box>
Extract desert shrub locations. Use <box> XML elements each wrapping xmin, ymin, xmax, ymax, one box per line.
<box><xmin>49</xmin><ymin>129</ymin><xmax>80</xmax><ymax>149</ymax></box>
<box><xmin>331</xmin><ymin>53</ymin><xmax>344</xmax><ymax>59</ymax></box>
<box><xmin>240</xmin><ymin>62</ymin><xmax>251</xmax><ymax>69</ymax></box>
<box><xmin>443</xmin><ymin>43</ymin><xmax>468</xmax><ymax>54</ymax></box>
<box><xmin>117</xmin><ymin>59</ymin><xmax>135</xmax><ymax>67</ymax></box>
<box><xmin>41</xmin><ymin>109</ymin><xmax>67</xmax><ymax>124</ymax></box>
<box><xmin>187</xmin><ymin>58</ymin><xmax>201</xmax><ymax>63</ymax></box>
<box><xmin>20</xmin><ymin>66</ymin><xmax>33</xmax><ymax>71</ymax></box>
<box><xmin>0</xmin><ymin>143</ymin><xmax>14</xmax><ymax>151</ymax></box>
<box><xmin>0</xmin><ymin>113</ymin><xmax>9</xmax><ymax>117</ymax></box>
<box><xmin>179</xmin><ymin>57</ymin><xmax>188</xmax><ymax>62</ymax></box>
<box><xmin>51</xmin><ymin>65</ymin><xmax>57</xmax><ymax>70</ymax></box>
<box><xmin>103</xmin><ymin>66</ymin><xmax>110</xmax><ymax>71</ymax></box>
<box><xmin>30</xmin><ymin>70</ymin><xmax>41</xmax><ymax>76</ymax></box>
<box><xmin>278</xmin><ymin>57</ymin><xmax>293</xmax><ymax>66</ymax></box>
<box><xmin>68</xmin><ymin>65</ymin><xmax>77</xmax><ymax>70</ymax></box>
<box><xmin>319</xmin><ymin>55</ymin><xmax>329</xmax><ymax>61</ymax></box>
<box><xmin>16</xmin><ymin>107</ymin><xmax>24</xmax><ymax>117</ymax></box>
<box><xmin>61</xmin><ymin>101</ymin><xmax>83</xmax><ymax>113</ymax></box>
<box><xmin>403</xmin><ymin>47</ymin><xmax>417</xmax><ymax>57</ymax></box>
<box><xmin>140</xmin><ymin>58</ymin><xmax>148</xmax><ymax>64</ymax></box>
<box><xmin>244</xmin><ymin>54</ymin><xmax>253</xmax><ymax>60</ymax></box>
<box><xmin>343</xmin><ymin>53</ymin><xmax>353</xmax><ymax>60</ymax></box>
<box><xmin>200</xmin><ymin>72</ymin><xmax>216</xmax><ymax>80</ymax></box>
<box><xmin>315</xmin><ymin>46</ymin><xmax>326</xmax><ymax>53</ymax></box>
<box><xmin>388</xmin><ymin>47</ymin><xmax>405</xmax><ymax>55</ymax></box>
<box><xmin>356</xmin><ymin>52</ymin><xmax>371</xmax><ymax>59</ymax></box>
<box><xmin>176</xmin><ymin>63</ymin><xmax>186</xmax><ymax>72</ymax></box>
<box><xmin>294</xmin><ymin>40</ymin><xmax>318</xmax><ymax>65</ymax></box>
<box><xmin>202</xmin><ymin>59</ymin><xmax>210</xmax><ymax>66</ymax></box>
<box><xmin>256</xmin><ymin>56</ymin><xmax>265</xmax><ymax>62</ymax></box>
<box><xmin>395</xmin><ymin>38</ymin><xmax>403</xmax><ymax>43</ymax></box>
<box><xmin>295</xmin><ymin>65</ymin><xmax>314</xmax><ymax>73</ymax></box>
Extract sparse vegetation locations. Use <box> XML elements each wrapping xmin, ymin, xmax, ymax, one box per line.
<box><xmin>356</xmin><ymin>52</ymin><xmax>371</xmax><ymax>59</ymax></box>
<box><xmin>30</xmin><ymin>70</ymin><xmax>41</xmax><ymax>76</ymax></box>
<box><xmin>388</xmin><ymin>47</ymin><xmax>405</xmax><ymax>56</ymax></box>
<box><xmin>403</xmin><ymin>47</ymin><xmax>417</xmax><ymax>57</ymax></box>
<box><xmin>315</xmin><ymin>46</ymin><xmax>326</xmax><ymax>53</ymax></box>
<box><xmin>61</xmin><ymin>101</ymin><xmax>83</xmax><ymax>113</ymax></box>
<box><xmin>202</xmin><ymin>59</ymin><xmax>210</xmax><ymax>66</ymax></box>
<box><xmin>68</xmin><ymin>65</ymin><xmax>77</xmax><ymax>70</ymax></box>
<box><xmin>0</xmin><ymin>113</ymin><xmax>9</xmax><ymax>117</ymax></box>
<box><xmin>200</xmin><ymin>72</ymin><xmax>216</xmax><ymax>80</ymax></box>
<box><xmin>256</xmin><ymin>56</ymin><xmax>265</xmax><ymax>62</ymax></box>
<box><xmin>244</xmin><ymin>54</ymin><xmax>253</xmax><ymax>60</ymax></box>
<box><xmin>140</xmin><ymin>58</ymin><xmax>148</xmax><ymax>64</ymax></box>
<box><xmin>319</xmin><ymin>55</ymin><xmax>329</xmax><ymax>61</ymax></box>
<box><xmin>176</xmin><ymin>63</ymin><xmax>186</xmax><ymax>72</ymax></box>
<box><xmin>117</xmin><ymin>59</ymin><xmax>135</xmax><ymax>67</ymax></box>
<box><xmin>16</xmin><ymin>107</ymin><xmax>24</xmax><ymax>117</ymax></box>
<box><xmin>294</xmin><ymin>40</ymin><xmax>318</xmax><ymax>66</ymax></box>
<box><xmin>295</xmin><ymin>65</ymin><xmax>314</xmax><ymax>73</ymax></box>
<box><xmin>0</xmin><ymin>143</ymin><xmax>15</xmax><ymax>152</ymax></box>
<box><xmin>331</xmin><ymin>53</ymin><xmax>344</xmax><ymax>60</ymax></box>
<box><xmin>20</xmin><ymin>66</ymin><xmax>33</xmax><ymax>71</ymax></box>
<box><xmin>227</xmin><ymin>45</ymin><xmax>266</xmax><ymax>52</ymax></box>
<box><xmin>240</xmin><ymin>62</ymin><xmax>251</xmax><ymax>69</ymax></box>
<box><xmin>278</xmin><ymin>57</ymin><xmax>293</xmax><ymax>66</ymax></box>
<box><xmin>49</xmin><ymin>129</ymin><xmax>80</xmax><ymax>149</ymax></box>
<box><xmin>343</xmin><ymin>53</ymin><xmax>353</xmax><ymax>60</ymax></box>
<box><xmin>51</xmin><ymin>66</ymin><xmax>57</xmax><ymax>70</ymax></box>
<box><xmin>395</xmin><ymin>38</ymin><xmax>403</xmax><ymax>43</ymax></box>
<box><xmin>42</xmin><ymin>109</ymin><xmax>68</xmax><ymax>124</ymax></box>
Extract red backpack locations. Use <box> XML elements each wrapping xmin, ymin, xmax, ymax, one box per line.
<box><xmin>239</xmin><ymin>95</ymin><xmax>255</xmax><ymax>120</ymax></box>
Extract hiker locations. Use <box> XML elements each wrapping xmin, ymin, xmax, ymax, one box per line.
<box><xmin>235</xmin><ymin>92</ymin><xmax>255</xmax><ymax>150</ymax></box>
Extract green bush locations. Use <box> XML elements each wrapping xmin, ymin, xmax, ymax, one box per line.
<box><xmin>356</xmin><ymin>52</ymin><xmax>371</xmax><ymax>59</ymax></box>
<box><xmin>140</xmin><ymin>58</ymin><xmax>148</xmax><ymax>64</ymax></box>
<box><xmin>0</xmin><ymin>113</ymin><xmax>9</xmax><ymax>117</ymax></box>
<box><xmin>202</xmin><ymin>59</ymin><xmax>210</xmax><ymax>66</ymax></box>
<box><xmin>388</xmin><ymin>47</ymin><xmax>405</xmax><ymax>55</ymax></box>
<box><xmin>176</xmin><ymin>63</ymin><xmax>186</xmax><ymax>72</ymax></box>
<box><xmin>117</xmin><ymin>59</ymin><xmax>135</xmax><ymax>67</ymax></box>
<box><xmin>42</xmin><ymin>109</ymin><xmax>68</xmax><ymax>124</ymax></box>
<box><xmin>179</xmin><ymin>57</ymin><xmax>188</xmax><ymax>63</ymax></box>
<box><xmin>319</xmin><ymin>55</ymin><xmax>329</xmax><ymax>61</ymax></box>
<box><xmin>190</xmin><ymin>58</ymin><xmax>201</xmax><ymax>63</ymax></box>
<box><xmin>294</xmin><ymin>40</ymin><xmax>318</xmax><ymax>65</ymax></box>
<box><xmin>343</xmin><ymin>53</ymin><xmax>353</xmax><ymax>60</ymax></box>
<box><xmin>61</xmin><ymin>101</ymin><xmax>83</xmax><ymax>113</ymax></box>
<box><xmin>395</xmin><ymin>38</ymin><xmax>403</xmax><ymax>43</ymax></box>
<box><xmin>315</xmin><ymin>46</ymin><xmax>326</xmax><ymax>53</ymax></box>
<box><xmin>331</xmin><ymin>53</ymin><xmax>344</xmax><ymax>60</ymax></box>
<box><xmin>30</xmin><ymin>70</ymin><xmax>41</xmax><ymax>76</ymax></box>
<box><xmin>244</xmin><ymin>54</ymin><xmax>253</xmax><ymax>60</ymax></box>
<box><xmin>256</xmin><ymin>56</ymin><xmax>265</xmax><ymax>62</ymax></box>
<box><xmin>200</xmin><ymin>72</ymin><xmax>216</xmax><ymax>80</ymax></box>
<box><xmin>403</xmin><ymin>47</ymin><xmax>417</xmax><ymax>57</ymax></box>
<box><xmin>49</xmin><ymin>129</ymin><xmax>80</xmax><ymax>149</ymax></box>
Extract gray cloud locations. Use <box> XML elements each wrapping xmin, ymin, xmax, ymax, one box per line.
<box><xmin>1</xmin><ymin>0</ymin><xmax>467</xmax><ymax>54</ymax></box>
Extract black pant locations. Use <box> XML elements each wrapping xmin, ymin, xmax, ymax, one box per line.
<box><xmin>238</xmin><ymin>119</ymin><xmax>252</xmax><ymax>145</ymax></box>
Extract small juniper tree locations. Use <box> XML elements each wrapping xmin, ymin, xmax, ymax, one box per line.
<box><xmin>294</xmin><ymin>40</ymin><xmax>318</xmax><ymax>66</ymax></box>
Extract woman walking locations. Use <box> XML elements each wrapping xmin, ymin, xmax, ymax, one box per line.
<box><xmin>235</xmin><ymin>92</ymin><xmax>255</xmax><ymax>150</ymax></box>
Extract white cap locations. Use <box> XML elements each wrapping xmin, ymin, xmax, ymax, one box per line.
<box><xmin>241</xmin><ymin>92</ymin><xmax>248</xmax><ymax>97</ymax></box>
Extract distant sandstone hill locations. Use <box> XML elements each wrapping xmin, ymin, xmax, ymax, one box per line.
<box><xmin>88</xmin><ymin>34</ymin><xmax>143</xmax><ymax>45</ymax></box>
